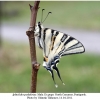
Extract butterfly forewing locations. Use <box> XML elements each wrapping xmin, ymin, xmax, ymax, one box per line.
<box><xmin>43</xmin><ymin>28</ymin><xmax>85</xmax><ymax>62</ymax></box>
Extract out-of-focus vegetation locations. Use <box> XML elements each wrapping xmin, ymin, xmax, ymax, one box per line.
<box><xmin>0</xmin><ymin>42</ymin><xmax>100</xmax><ymax>92</ymax></box>
<box><xmin>1</xmin><ymin>1</ymin><xmax>100</xmax><ymax>30</ymax></box>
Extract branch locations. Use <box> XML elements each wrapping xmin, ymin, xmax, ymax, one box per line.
<box><xmin>26</xmin><ymin>1</ymin><xmax>40</xmax><ymax>93</ymax></box>
<box><xmin>0</xmin><ymin>2</ymin><xmax>2</xmax><ymax>49</ymax></box>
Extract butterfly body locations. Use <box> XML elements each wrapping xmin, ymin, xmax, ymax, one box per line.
<box><xmin>34</xmin><ymin>22</ymin><xmax>85</xmax><ymax>87</ymax></box>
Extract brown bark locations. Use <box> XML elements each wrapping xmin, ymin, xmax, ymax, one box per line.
<box><xmin>26</xmin><ymin>1</ymin><xmax>40</xmax><ymax>93</ymax></box>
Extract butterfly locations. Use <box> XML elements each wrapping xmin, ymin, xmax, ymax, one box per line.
<box><xmin>34</xmin><ymin>9</ymin><xmax>85</xmax><ymax>88</ymax></box>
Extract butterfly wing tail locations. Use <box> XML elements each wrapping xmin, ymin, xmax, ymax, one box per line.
<box><xmin>53</xmin><ymin>55</ymin><xmax>65</xmax><ymax>85</ymax></box>
<box><xmin>46</xmin><ymin>67</ymin><xmax>58</xmax><ymax>88</ymax></box>
<box><xmin>53</xmin><ymin>65</ymin><xmax>65</xmax><ymax>85</ymax></box>
<box><xmin>43</xmin><ymin>62</ymin><xmax>58</xmax><ymax>88</ymax></box>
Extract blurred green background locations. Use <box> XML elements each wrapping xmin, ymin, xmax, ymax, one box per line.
<box><xmin>1</xmin><ymin>1</ymin><xmax>100</xmax><ymax>30</ymax></box>
<box><xmin>0</xmin><ymin>1</ymin><xmax>100</xmax><ymax>93</ymax></box>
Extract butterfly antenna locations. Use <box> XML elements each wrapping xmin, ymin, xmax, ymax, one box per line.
<box><xmin>41</xmin><ymin>9</ymin><xmax>45</xmax><ymax>23</ymax></box>
<box><xmin>42</xmin><ymin>12</ymin><xmax>52</xmax><ymax>23</ymax></box>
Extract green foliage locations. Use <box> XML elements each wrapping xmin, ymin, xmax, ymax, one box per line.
<box><xmin>0</xmin><ymin>42</ymin><xmax>100</xmax><ymax>92</ymax></box>
<box><xmin>1</xmin><ymin>1</ymin><xmax>100</xmax><ymax>30</ymax></box>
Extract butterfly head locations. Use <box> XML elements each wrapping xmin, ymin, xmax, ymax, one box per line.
<box><xmin>34</xmin><ymin>22</ymin><xmax>44</xmax><ymax>37</ymax></box>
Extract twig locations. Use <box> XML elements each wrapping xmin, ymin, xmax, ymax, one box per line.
<box><xmin>26</xmin><ymin>1</ymin><xmax>40</xmax><ymax>93</ymax></box>
<box><xmin>0</xmin><ymin>2</ymin><xmax>2</xmax><ymax>49</ymax></box>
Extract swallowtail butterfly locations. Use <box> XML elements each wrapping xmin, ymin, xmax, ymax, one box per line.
<box><xmin>34</xmin><ymin>9</ymin><xmax>85</xmax><ymax>88</ymax></box>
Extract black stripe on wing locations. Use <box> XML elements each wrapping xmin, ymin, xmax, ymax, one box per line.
<box><xmin>61</xmin><ymin>34</ymin><xmax>68</xmax><ymax>42</ymax></box>
<box><xmin>64</xmin><ymin>37</ymin><xmax>74</xmax><ymax>46</ymax></box>
<box><xmin>43</xmin><ymin>28</ymin><xmax>49</xmax><ymax>56</ymax></box>
<box><xmin>38</xmin><ymin>22</ymin><xmax>42</xmax><ymax>38</ymax></box>
<box><xmin>51</xmin><ymin>30</ymin><xmax>54</xmax><ymax>41</ymax></box>
<box><xmin>51</xmin><ymin>31</ymin><xmax>59</xmax><ymax>50</ymax></box>
<box><xmin>37</xmin><ymin>23</ymin><xmax>43</xmax><ymax>49</ymax></box>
